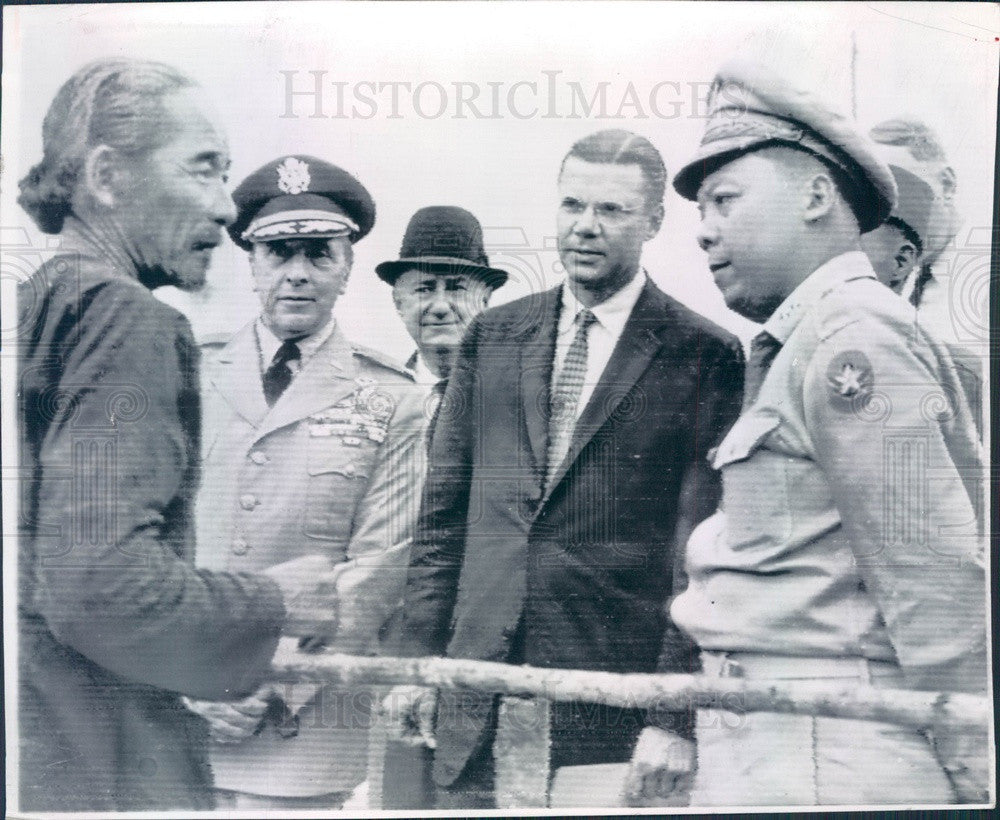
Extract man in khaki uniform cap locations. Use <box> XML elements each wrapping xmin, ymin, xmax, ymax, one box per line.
<box><xmin>664</xmin><ymin>59</ymin><xmax>988</xmax><ymax>806</ymax></box>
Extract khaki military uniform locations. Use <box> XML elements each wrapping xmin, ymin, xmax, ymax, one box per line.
<box><xmin>196</xmin><ymin>320</ymin><xmax>424</xmax><ymax>797</ymax></box>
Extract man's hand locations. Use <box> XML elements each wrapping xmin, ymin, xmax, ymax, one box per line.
<box><xmin>263</xmin><ymin>554</ymin><xmax>341</xmax><ymax>642</ymax></box>
<box><xmin>623</xmin><ymin>726</ymin><xmax>696</xmax><ymax>807</ymax></box>
<box><xmin>182</xmin><ymin>684</ymin><xmax>276</xmax><ymax>744</ymax></box>
<box><xmin>381</xmin><ymin>685</ymin><xmax>437</xmax><ymax>749</ymax></box>
<box><xmin>933</xmin><ymin>729</ymin><xmax>990</xmax><ymax>803</ymax></box>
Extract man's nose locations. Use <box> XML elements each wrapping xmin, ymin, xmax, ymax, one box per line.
<box><xmin>696</xmin><ymin>217</ymin><xmax>718</xmax><ymax>252</ymax></box>
<box><xmin>572</xmin><ymin>204</ymin><xmax>601</xmax><ymax>235</ymax></box>
<box><xmin>211</xmin><ymin>182</ymin><xmax>237</xmax><ymax>226</ymax></box>
<box><xmin>283</xmin><ymin>254</ymin><xmax>312</xmax><ymax>284</ymax></box>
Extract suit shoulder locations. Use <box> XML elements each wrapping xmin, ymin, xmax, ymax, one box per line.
<box><xmin>655</xmin><ymin>288</ymin><xmax>742</xmax><ymax>356</ymax></box>
<box><xmin>476</xmin><ymin>289</ymin><xmax>557</xmax><ymax>330</ymax></box>
<box><xmin>352</xmin><ymin>343</ymin><xmax>415</xmax><ymax>382</ymax></box>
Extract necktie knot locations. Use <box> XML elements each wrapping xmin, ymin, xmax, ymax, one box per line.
<box><xmin>263</xmin><ymin>337</ymin><xmax>304</xmax><ymax>406</ymax></box>
<box><xmin>576</xmin><ymin>308</ymin><xmax>597</xmax><ymax>332</ymax></box>
<box><xmin>743</xmin><ymin>331</ymin><xmax>780</xmax><ymax>410</ymax></box>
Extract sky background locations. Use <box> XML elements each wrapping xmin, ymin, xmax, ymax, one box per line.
<box><xmin>3</xmin><ymin>1</ymin><xmax>997</xmax><ymax>358</ymax></box>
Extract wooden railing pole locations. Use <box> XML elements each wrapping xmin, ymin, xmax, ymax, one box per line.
<box><xmin>270</xmin><ymin>646</ymin><xmax>990</xmax><ymax>735</ymax></box>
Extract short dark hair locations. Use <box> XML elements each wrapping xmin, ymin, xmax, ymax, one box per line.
<box><xmin>885</xmin><ymin>215</ymin><xmax>923</xmax><ymax>255</ymax></box>
<box><xmin>869</xmin><ymin>119</ymin><xmax>948</xmax><ymax>164</ymax></box>
<box><xmin>18</xmin><ymin>60</ymin><xmax>196</xmax><ymax>234</ymax></box>
<box><xmin>560</xmin><ymin>129</ymin><xmax>667</xmax><ymax>210</ymax></box>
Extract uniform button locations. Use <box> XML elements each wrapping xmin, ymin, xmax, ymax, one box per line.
<box><xmin>231</xmin><ymin>537</ymin><xmax>249</xmax><ymax>556</ymax></box>
<box><xmin>249</xmin><ymin>451</ymin><xmax>268</xmax><ymax>465</ymax></box>
<box><xmin>239</xmin><ymin>494</ymin><xmax>258</xmax><ymax>510</ymax></box>
<box><xmin>344</xmin><ymin>463</ymin><xmax>356</xmax><ymax>476</ymax></box>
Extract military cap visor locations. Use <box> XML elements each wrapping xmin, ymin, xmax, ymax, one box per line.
<box><xmin>228</xmin><ymin>155</ymin><xmax>376</xmax><ymax>250</ymax></box>
<box><xmin>673</xmin><ymin>58</ymin><xmax>897</xmax><ymax>233</ymax></box>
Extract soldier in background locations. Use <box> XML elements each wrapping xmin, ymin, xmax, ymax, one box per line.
<box><xmin>666</xmin><ymin>58</ymin><xmax>987</xmax><ymax>806</ymax></box>
<box><xmin>184</xmin><ymin>156</ymin><xmax>425</xmax><ymax>810</ymax></box>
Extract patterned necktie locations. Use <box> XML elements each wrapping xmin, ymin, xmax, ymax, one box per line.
<box><xmin>546</xmin><ymin>308</ymin><xmax>597</xmax><ymax>488</ymax></box>
<box><xmin>262</xmin><ymin>338</ymin><xmax>302</xmax><ymax>406</ymax></box>
<box><xmin>743</xmin><ymin>331</ymin><xmax>781</xmax><ymax>410</ymax></box>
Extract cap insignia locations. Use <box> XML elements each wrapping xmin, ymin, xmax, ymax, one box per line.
<box><xmin>276</xmin><ymin>157</ymin><xmax>311</xmax><ymax>195</ymax></box>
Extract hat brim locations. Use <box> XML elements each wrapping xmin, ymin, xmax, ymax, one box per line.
<box><xmin>673</xmin><ymin>137</ymin><xmax>892</xmax><ymax>233</ymax></box>
<box><xmin>376</xmin><ymin>256</ymin><xmax>508</xmax><ymax>288</ymax></box>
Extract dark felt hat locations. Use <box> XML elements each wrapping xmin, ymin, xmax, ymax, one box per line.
<box><xmin>376</xmin><ymin>206</ymin><xmax>508</xmax><ymax>288</ymax></box>
<box><xmin>228</xmin><ymin>155</ymin><xmax>376</xmax><ymax>250</ymax></box>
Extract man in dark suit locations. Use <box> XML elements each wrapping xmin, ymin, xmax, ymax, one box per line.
<box><xmin>385</xmin><ymin>129</ymin><xmax>744</xmax><ymax>808</ymax></box>
<box><xmin>16</xmin><ymin>60</ymin><xmax>341</xmax><ymax>812</ymax></box>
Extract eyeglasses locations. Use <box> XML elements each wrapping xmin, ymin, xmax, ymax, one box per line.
<box><xmin>559</xmin><ymin>197</ymin><xmax>646</xmax><ymax>225</ymax></box>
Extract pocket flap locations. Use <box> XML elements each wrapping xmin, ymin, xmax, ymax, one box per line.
<box><xmin>712</xmin><ymin>412</ymin><xmax>781</xmax><ymax>468</ymax></box>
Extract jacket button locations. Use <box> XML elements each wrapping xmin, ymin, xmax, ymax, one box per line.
<box><xmin>344</xmin><ymin>463</ymin><xmax>355</xmax><ymax>476</ymax></box>
<box><xmin>231</xmin><ymin>537</ymin><xmax>249</xmax><ymax>556</ymax></box>
<box><xmin>249</xmin><ymin>451</ymin><xmax>268</xmax><ymax>465</ymax></box>
<box><xmin>239</xmin><ymin>494</ymin><xmax>258</xmax><ymax>511</ymax></box>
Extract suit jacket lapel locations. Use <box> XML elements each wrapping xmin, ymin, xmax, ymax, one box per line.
<box><xmin>255</xmin><ymin>324</ymin><xmax>358</xmax><ymax>441</ymax></box>
<box><xmin>210</xmin><ymin>323</ymin><xmax>269</xmax><ymax>428</ymax></box>
<box><xmin>544</xmin><ymin>280</ymin><xmax>668</xmax><ymax>496</ymax></box>
<box><xmin>519</xmin><ymin>288</ymin><xmax>561</xmax><ymax>472</ymax></box>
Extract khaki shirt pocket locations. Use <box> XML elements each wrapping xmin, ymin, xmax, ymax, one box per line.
<box><xmin>302</xmin><ymin>437</ymin><xmax>375</xmax><ymax>541</ymax></box>
<box><xmin>712</xmin><ymin>413</ymin><xmax>794</xmax><ymax>550</ymax></box>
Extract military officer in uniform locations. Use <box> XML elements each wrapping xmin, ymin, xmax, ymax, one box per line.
<box><xmin>665</xmin><ymin>60</ymin><xmax>988</xmax><ymax>806</ymax></box>
<box><xmin>859</xmin><ymin>163</ymin><xmax>933</xmax><ymax>294</ymax></box>
<box><xmin>184</xmin><ymin>156</ymin><xmax>425</xmax><ymax>809</ymax></box>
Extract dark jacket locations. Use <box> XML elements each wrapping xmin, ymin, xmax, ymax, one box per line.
<box><xmin>17</xmin><ymin>222</ymin><xmax>286</xmax><ymax>811</ymax></box>
<box><xmin>396</xmin><ymin>278</ymin><xmax>743</xmax><ymax>785</ymax></box>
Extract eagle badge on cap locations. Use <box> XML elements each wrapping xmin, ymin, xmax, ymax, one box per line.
<box><xmin>276</xmin><ymin>157</ymin><xmax>311</xmax><ymax>195</ymax></box>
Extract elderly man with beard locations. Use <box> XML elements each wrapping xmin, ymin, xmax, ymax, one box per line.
<box><xmin>16</xmin><ymin>60</ymin><xmax>341</xmax><ymax>812</ymax></box>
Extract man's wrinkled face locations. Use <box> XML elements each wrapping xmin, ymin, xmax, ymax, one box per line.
<box><xmin>115</xmin><ymin>88</ymin><xmax>236</xmax><ymax>290</ymax></box>
<box><xmin>249</xmin><ymin>236</ymin><xmax>352</xmax><ymax>339</ymax></box>
<box><xmin>392</xmin><ymin>269</ymin><xmax>491</xmax><ymax>351</ymax></box>
<box><xmin>861</xmin><ymin>221</ymin><xmax>919</xmax><ymax>293</ymax></box>
<box><xmin>556</xmin><ymin>157</ymin><xmax>661</xmax><ymax>298</ymax></box>
<box><xmin>695</xmin><ymin>151</ymin><xmax>804</xmax><ymax>322</ymax></box>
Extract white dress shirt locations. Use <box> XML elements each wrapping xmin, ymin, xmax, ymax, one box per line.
<box><xmin>552</xmin><ymin>270</ymin><xmax>646</xmax><ymax>420</ymax></box>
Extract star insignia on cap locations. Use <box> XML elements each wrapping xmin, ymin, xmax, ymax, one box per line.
<box><xmin>276</xmin><ymin>157</ymin><xmax>311</xmax><ymax>195</ymax></box>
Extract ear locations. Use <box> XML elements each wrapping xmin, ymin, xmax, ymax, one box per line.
<box><xmin>391</xmin><ymin>286</ymin><xmax>404</xmax><ymax>312</ymax></box>
<box><xmin>938</xmin><ymin>165</ymin><xmax>957</xmax><ymax>201</ymax></box>
<box><xmin>803</xmin><ymin>171</ymin><xmax>836</xmax><ymax>223</ymax></box>
<box><xmin>82</xmin><ymin>145</ymin><xmax>126</xmax><ymax>208</ymax></box>
<box><xmin>895</xmin><ymin>240</ymin><xmax>918</xmax><ymax>272</ymax></box>
<box><xmin>644</xmin><ymin>202</ymin><xmax>664</xmax><ymax>240</ymax></box>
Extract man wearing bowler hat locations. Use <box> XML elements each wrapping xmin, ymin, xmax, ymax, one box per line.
<box><xmin>379</xmin><ymin>205</ymin><xmax>507</xmax><ymax>416</ymax></box>
<box><xmin>666</xmin><ymin>59</ymin><xmax>987</xmax><ymax>806</ymax></box>
<box><xmin>184</xmin><ymin>155</ymin><xmax>425</xmax><ymax>809</ymax></box>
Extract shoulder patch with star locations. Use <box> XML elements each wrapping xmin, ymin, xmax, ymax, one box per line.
<box><xmin>826</xmin><ymin>349</ymin><xmax>874</xmax><ymax>411</ymax></box>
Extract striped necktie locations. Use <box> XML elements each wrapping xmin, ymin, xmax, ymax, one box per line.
<box><xmin>546</xmin><ymin>308</ymin><xmax>597</xmax><ymax>488</ymax></box>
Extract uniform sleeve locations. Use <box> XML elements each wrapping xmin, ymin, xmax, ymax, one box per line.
<box><xmin>393</xmin><ymin>318</ymin><xmax>482</xmax><ymax>658</ymax></box>
<box><xmin>803</xmin><ymin>311</ymin><xmax>986</xmax><ymax>696</ymax></box>
<box><xmin>30</xmin><ymin>283</ymin><xmax>285</xmax><ymax>700</ymax></box>
<box><xmin>329</xmin><ymin>383</ymin><xmax>426</xmax><ymax>655</ymax></box>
